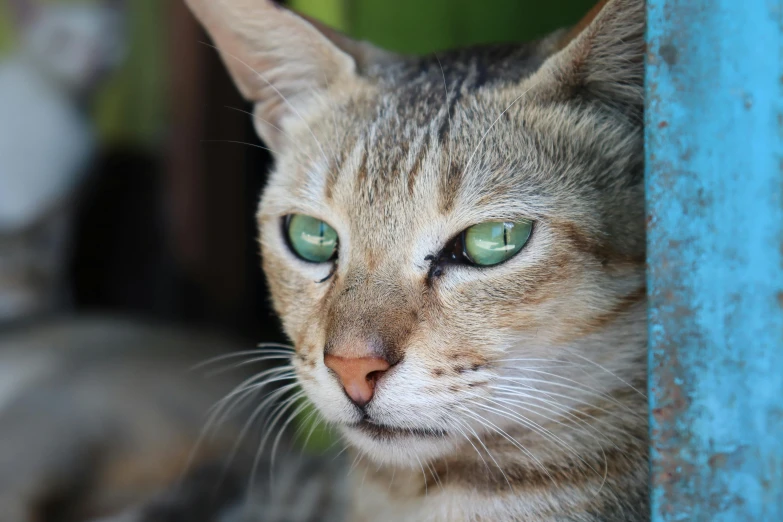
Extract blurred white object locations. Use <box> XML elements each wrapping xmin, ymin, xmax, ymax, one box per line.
<box><xmin>0</xmin><ymin>0</ymin><xmax>125</xmax><ymax>320</ymax></box>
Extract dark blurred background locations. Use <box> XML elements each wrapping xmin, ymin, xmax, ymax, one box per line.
<box><xmin>0</xmin><ymin>0</ymin><xmax>594</xmax><ymax>345</ymax></box>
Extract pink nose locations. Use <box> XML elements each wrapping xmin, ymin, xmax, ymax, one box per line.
<box><xmin>324</xmin><ymin>354</ymin><xmax>391</xmax><ymax>407</ymax></box>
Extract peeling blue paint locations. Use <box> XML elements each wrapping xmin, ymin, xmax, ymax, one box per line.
<box><xmin>646</xmin><ymin>0</ymin><xmax>783</xmax><ymax>520</ymax></box>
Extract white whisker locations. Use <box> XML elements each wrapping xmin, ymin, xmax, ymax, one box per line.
<box><xmin>451</xmin><ymin>415</ymin><xmax>512</xmax><ymax>490</ymax></box>
<box><xmin>466</xmin><ymin>397</ymin><xmax>603</xmax><ymax>479</ymax></box>
<box><xmin>223</xmin><ymin>105</ymin><xmax>319</xmax><ymax>165</ymax></box>
<box><xmin>463</xmin><ymin>87</ymin><xmax>532</xmax><ymax>177</ymax></box>
<box><xmin>435</xmin><ymin>53</ymin><xmax>453</xmax><ymax>179</ymax></box>
<box><xmin>560</xmin><ymin>349</ymin><xmax>646</xmax><ymax>398</ymax></box>
<box><xmin>200</xmin><ymin>139</ymin><xmax>312</xmax><ymax>170</ymax></box>
<box><xmin>204</xmin><ymin>354</ymin><xmax>294</xmax><ymax>377</ymax></box>
<box><xmin>248</xmin><ymin>389</ymin><xmax>306</xmax><ymax>496</ymax></box>
<box><xmin>191</xmin><ymin>344</ymin><xmax>293</xmax><ymax>370</ymax></box>
<box><xmin>414</xmin><ymin>453</ymin><xmax>429</xmax><ymax>497</ymax></box>
<box><xmin>270</xmin><ymin>398</ymin><xmax>310</xmax><ymax>482</ymax></box>
<box><xmin>457</xmin><ymin>405</ymin><xmax>555</xmax><ymax>485</ymax></box>
<box><xmin>199</xmin><ymin>41</ymin><xmax>331</xmax><ymax>166</ymax></box>
<box><xmin>179</xmin><ymin>366</ymin><xmax>295</xmax><ymax>487</ymax></box>
<box><xmin>493</xmin><ymin>376</ymin><xmax>643</xmax><ymax>419</ymax></box>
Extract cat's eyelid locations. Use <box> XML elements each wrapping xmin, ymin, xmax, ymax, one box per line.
<box><xmin>466</xmin><ymin>216</ymin><xmax>534</xmax><ymax>228</ymax></box>
<box><xmin>274</xmin><ymin>205</ymin><xmax>339</xmax><ymax>222</ymax></box>
<box><xmin>448</xmin><ymin>210</ymin><xmax>538</xmax><ymax>230</ymax></box>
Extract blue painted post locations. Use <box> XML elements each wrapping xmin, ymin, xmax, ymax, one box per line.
<box><xmin>646</xmin><ymin>0</ymin><xmax>783</xmax><ymax>520</ymax></box>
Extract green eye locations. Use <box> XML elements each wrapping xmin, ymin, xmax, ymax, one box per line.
<box><xmin>463</xmin><ymin>220</ymin><xmax>533</xmax><ymax>266</ymax></box>
<box><xmin>285</xmin><ymin>214</ymin><xmax>338</xmax><ymax>263</ymax></box>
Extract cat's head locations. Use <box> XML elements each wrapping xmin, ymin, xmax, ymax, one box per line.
<box><xmin>187</xmin><ymin>0</ymin><xmax>646</xmax><ymax>467</ymax></box>
<box><xmin>9</xmin><ymin>0</ymin><xmax>126</xmax><ymax>93</ymax></box>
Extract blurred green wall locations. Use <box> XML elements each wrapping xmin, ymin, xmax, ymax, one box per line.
<box><xmin>0</xmin><ymin>0</ymin><xmax>166</xmax><ymax>148</ymax></box>
<box><xmin>94</xmin><ymin>0</ymin><xmax>166</xmax><ymax>147</ymax></box>
<box><xmin>292</xmin><ymin>0</ymin><xmax>594</xmax><ymax>53</ymax></box>
<box><xmin>0</xmin><ymin>0</ymin><xmax>593</xmax><ymax>147</ymax></box>
<box><xmin>0</xmin><ymin>5</ymin><xmax>12</xmax><ymax>51</ymax></box>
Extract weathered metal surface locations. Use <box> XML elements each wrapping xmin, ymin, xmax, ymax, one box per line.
<box><xmin>647</xmin><ymin>0</ymin><xmax>783</xmax><ymax>520</ymax></box>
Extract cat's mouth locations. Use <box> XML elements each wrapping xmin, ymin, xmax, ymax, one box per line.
<box><xmin>352</xmin><ymin>418</ymin><xmax>447</xmax><ymax>439</ymax></box>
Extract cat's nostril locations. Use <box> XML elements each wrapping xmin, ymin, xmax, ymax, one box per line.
<box><xmin>324</xmin><ymin>354</ymin><xmax>391</xmax><ymax>407</ymax></box>
<box><xmin>366</xmin><ymin>369</ymin><xmax>385</xmax><ymax>385</ymax></box>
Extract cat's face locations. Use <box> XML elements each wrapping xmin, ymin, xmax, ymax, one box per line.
<box><xmin>187</xmin><ymin>0</ymin><xmax>646</xmax><ymax>468</ymax></box>
<box><xmin>12</xmin><ymin>0</ymin><xmax>125</xmax><ymax>92</ymax></box>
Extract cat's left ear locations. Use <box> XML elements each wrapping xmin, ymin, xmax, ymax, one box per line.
<box><xmin>184</xmin><ymin>0</ymin><xmax>393</xmax><ymax>151</ymax></box>
<box><xmin>530</xmin><ymin>0</ymin><xmax>645</xmax><ymax>118</ymax></box>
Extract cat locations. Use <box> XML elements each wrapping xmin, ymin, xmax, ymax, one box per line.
<box><xmin>0</xmin><ymin>0</ymin><xmax>125</xmax><ymax>320</ymax></box>
<box><xmin>184</xmin><ymin>0</ymin><xmax>649</xmax><ymax>520</ymax></box>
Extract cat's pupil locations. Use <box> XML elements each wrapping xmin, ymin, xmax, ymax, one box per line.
<box><xmin>427</xmin><ymin>220</ymin><xmax>533</xmax><ymax>277</ymax></box>
<box><xmin>284</xmin><ymin>214</ymin><xmax>338</xmax><ymax>264</ymax></box>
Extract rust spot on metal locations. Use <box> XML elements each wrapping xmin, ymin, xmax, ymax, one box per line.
<box><xmin>659</xmin><ymin>43</ymin><xmax>679</xmax><ymax>66</ymax></box>
<box><xmin>708</xmin><ymin>452</ymin><xmax>729</xmax><ymax>469</ymax></box>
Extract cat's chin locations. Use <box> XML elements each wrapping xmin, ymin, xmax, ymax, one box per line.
<box><xmin>340</xmin><ymin>421</ymin><xmax>460</xmax><ymax>468</ymax></box>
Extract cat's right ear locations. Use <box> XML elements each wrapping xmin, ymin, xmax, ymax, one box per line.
<box><xmin>527</xmin><ymin>0</ymin><xmax>645</xmax><ymax>120</ymax></box>
<box><xmin>8</xmin><ymin>0</ymin><xmax>40</xmax><ymax>28</ymax></box>
<box><xmin>184</xmin><ymin>0</ymin><xmax>390</xmax><ymax>151</ymax></box>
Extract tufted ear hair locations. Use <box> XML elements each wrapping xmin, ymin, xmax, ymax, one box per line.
<box><xmin>530</xmin><ymin>0</ymin><xmax>645</xmax><ymax>120</ymax></box>
<box><xmin>184</xmin><ymin>0</ymin><xmax>393</xmax><ymax>151</ymax></box>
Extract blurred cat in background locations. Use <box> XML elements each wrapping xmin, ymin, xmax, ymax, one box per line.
<box><xmin>0</xmin><ymin>0</ymin><xmax>124</xmax><ymax>319</ymax></box>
